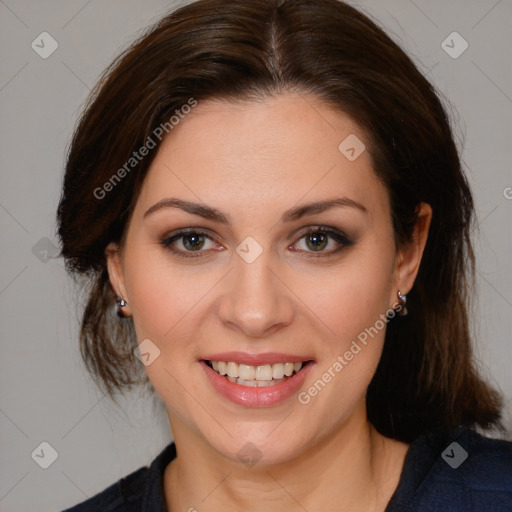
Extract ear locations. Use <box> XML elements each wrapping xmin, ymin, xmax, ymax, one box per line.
<box><xmin>391</xmin><ymin>202</ymin><xmax>432</xmax><ymax>300</ymax></box>
<box><xmin>105</xmin><ymin>241</ymin><xmax>131</xmax><ymax>316</ymax></box>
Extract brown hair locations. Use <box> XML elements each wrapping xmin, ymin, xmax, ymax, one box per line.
<box><xmin>56</xmin><ymin>0</ymin><xmax>505</xmax><ymax>442</ymax></box>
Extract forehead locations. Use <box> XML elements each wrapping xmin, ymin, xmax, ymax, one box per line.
<box><xmin>133</xmin><ymin>93</ymin><xmax>387</xmax><ymax>220</ymax></box>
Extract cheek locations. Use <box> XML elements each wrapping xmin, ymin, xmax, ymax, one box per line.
<box><xmin>305</xmin><ymin>247</ymin><xmax>394</xmax><ymax>347</ymax></box>
<box><xmin>123</xmin><ymin>248</ymin><xmax>205</xmax><ymax>412</ymax></box>
<box><xmin>300</xmin><ymin>269</ymin><xmax>393</xmax><ymax>418</ymax></box>
<box><xmin>122</xmin><ymin>245</ymin><xmax>194</xmax><ymax>343</ymax></box>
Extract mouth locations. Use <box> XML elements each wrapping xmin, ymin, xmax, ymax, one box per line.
<box><xmin>203</xmin><ymin>359</ymin><xmax>314</xmax><ymax>388</ymax></box>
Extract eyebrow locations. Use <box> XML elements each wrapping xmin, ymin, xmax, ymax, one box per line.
<box><xmin>143</xmin><ymin>196</ymin><xmax>367</xmax><ymax>224</ymax></box>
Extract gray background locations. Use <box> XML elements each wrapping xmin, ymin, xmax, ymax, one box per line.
<box><xmin>0</xmin><ymin>1</ymin><xmax>511</xmax><ymax>510</ymax></box>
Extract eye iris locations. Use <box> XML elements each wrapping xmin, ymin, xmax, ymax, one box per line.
<box><xmin>307</xmin><ymin>232</ymin><xmax>328</xmax><ymax>251</ymax></box>
<box><xmin>183</xmin><ymin>233</ymin><xmax>205</xmax><ymax>250</ymax></box>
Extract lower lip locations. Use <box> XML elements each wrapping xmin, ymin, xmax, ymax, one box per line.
<box><xmin>200</xmin><ymin>360</ymin><xmax>315</xmax><ymax>407</ymax></box>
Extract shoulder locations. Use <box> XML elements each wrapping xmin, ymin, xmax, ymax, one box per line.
<box><xmin>60</xmin><ymin>442</ymin><xmax>176</xmax><ymax>512</ymax></box>
<box><xmin>451</xmin><ymin>426</ymin><xmax>512</xmax><ymax>481</ymax></box>
<box><xmin>426</xmin><ymin>426</ymin><xmax>512</xmax><ymax>490</ymax></box>
<box><xmin>387</xmin><ymin>426</ymin><xmax>512</xmax><ymax>512</ymax></box>
<box><xmin>60</xmin><ymin>466</ymin><xmax>148</xmax><ymax>512</ymax></box>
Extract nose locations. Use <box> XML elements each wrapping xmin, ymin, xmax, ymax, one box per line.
<box><xmin>217</xmin><ymin>249</ymin><xmax>295</xmax><ymax>338</ymax></box>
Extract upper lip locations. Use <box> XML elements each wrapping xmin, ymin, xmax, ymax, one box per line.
<box><xmin>201</xmin><ymin>352</ymin><xmax>315</xmax><ymax>366</ymax></box>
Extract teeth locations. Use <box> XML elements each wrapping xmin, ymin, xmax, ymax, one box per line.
<box><xmin>255</xmin><ymin>364</ymin><xmax>272</xmax><ymax>381</ymax></box>
<box><xmin>225</xmin><ymin>376</ymin><xmax>285</xmax><ymax>387</ymax></box>
<box><xmin>208</xmin><ymin>360</ymin><xmax>306</xmax><ymax>386</ymax></box>
<box><xmin>272</xmin><ymin>363</ymin><xmax>285</xmax><ymax>379</ymax></box>
<box><xmin>218</xmin><ymin>361</ymin><xmax>227</xmax><ymax>375</ymax></box>
<box><xmin>239</xmin><ymin>364</ymin><xmax>256</xmax><ymax>380</ymax></box>
<box><xmin>227</xmin><ymin>362</ymin><xmax>239</xmax><ymax>378</ymax></box>
<box><xmin>284</xmin><ymin>362</ymin><xmax>294</xmax><ymax>376</ymax></box>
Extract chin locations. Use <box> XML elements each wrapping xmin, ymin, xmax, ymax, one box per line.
<box><xmin>206</xmin><ymin>426</ymin><xmax>311</xmax><ymax>468</ymax></box>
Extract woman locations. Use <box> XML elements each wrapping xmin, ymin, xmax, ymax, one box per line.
<box><xmin>57</xmin><ymin>0</ymin><xmax>512</xmax><ymax>510</ymax></box>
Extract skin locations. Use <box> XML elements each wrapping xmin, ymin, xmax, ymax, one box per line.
<box><xmin>106</xmin><ymin>92</ymin><xmax>432</xmax><ymax>512</ymax></box>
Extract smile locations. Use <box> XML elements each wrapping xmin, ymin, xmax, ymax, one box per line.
<box><xmin>205</xmin><ymin>360</ymin><xmax>306</xmax><ymax>387</ymax></box>
<box><xmin>200</xmin><ymin>356</ymin><xmax>316</xmax><ymax>407</ymax></box>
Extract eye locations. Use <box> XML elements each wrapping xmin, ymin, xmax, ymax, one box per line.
<box><xmin>159</xmin><ymin>226</ymin><xmax>353</xmax><ymax>259</ymax></box>
<box><xmin>291</xmin><ymin>226</ymin><xmax>353</xmax><ymax>256</ymax></box>
<box><xmin>160</xmin><ymin>228</ymin><xmax>220</xmax><ymax>258</ymax></box>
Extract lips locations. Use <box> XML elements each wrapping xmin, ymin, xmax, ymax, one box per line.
<box><xmin>200</xmin><ymin>353</ymin><xmax>315</xmax><ymax>407</ymax></box>
<box><xmin>201</xmin><ymin>351</ymin><xmax>314</xmax><ymax>366</ymax></box>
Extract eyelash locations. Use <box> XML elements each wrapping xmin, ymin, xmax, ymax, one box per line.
<box><xmin>159</xmin><ymin>226</ymin><xmax>353</xmax><ymax>259</ymax></box>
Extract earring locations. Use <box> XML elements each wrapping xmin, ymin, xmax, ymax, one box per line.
<box><xmin>397</xmin><ymin>291</ymin><xmax>408</xmax><ymax>316</ymax></box>
<box><xmin>116</xmin><ymin>297</ymin><xmax>128</xmax><ymax>318</ymax></box>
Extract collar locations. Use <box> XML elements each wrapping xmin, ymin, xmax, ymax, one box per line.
<box><xmin>141</xmin><ymin>442</ymin><xmax>177</xmax><ymax>511</ymax></box>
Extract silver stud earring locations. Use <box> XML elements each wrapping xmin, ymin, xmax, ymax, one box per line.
<box><xmin>397</xmin><ymin>291</ymin><xmax>408</xmax><ymax>316</ymax></box>
<box><xmin>116</xmin><ymin>297</ymin><xmax>128</xmax><ymax>318</ymax></box>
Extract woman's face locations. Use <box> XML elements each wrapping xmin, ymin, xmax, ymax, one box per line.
<box><xmin>107</xmin><ymin>92</ymin><xmax>426</xmax><ymax>464</ymax></box>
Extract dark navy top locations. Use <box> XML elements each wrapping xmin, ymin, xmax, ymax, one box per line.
<box><xmin>62</xmin><ymin>426</ymin><xmax>512</xmax><ymax>511</ymax></box>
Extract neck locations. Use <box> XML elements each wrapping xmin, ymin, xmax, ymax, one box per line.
<box><xmin>163</xmin><ymin>404</ymin><xmax>409</xmax><ymax>512</ymax></box>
